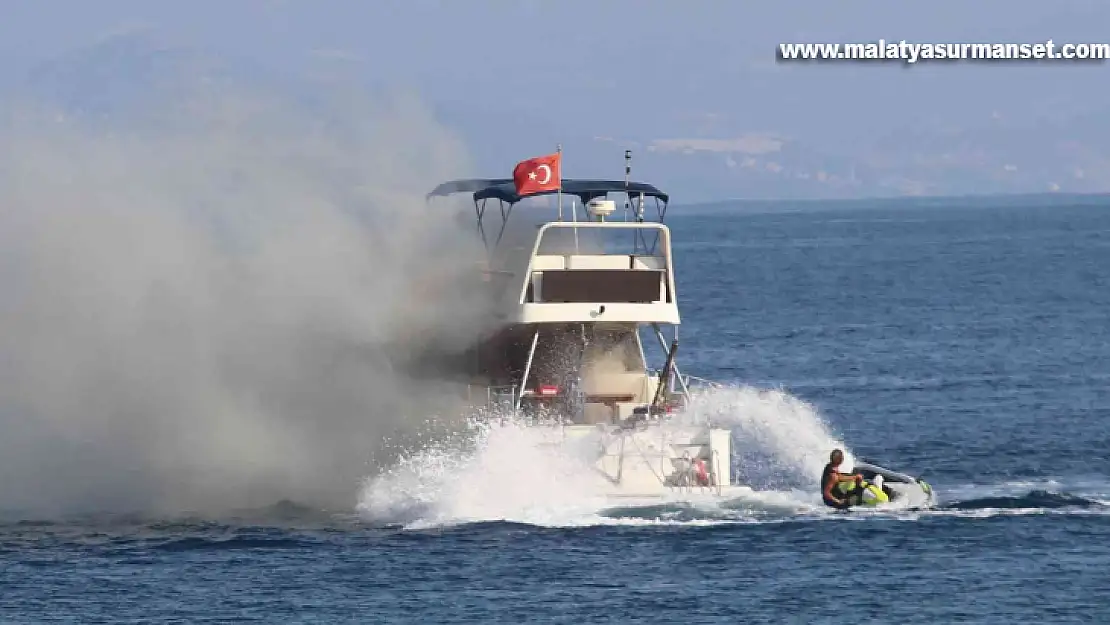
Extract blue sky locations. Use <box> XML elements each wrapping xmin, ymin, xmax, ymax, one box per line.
<box><xmin>3</xmin><ymin>0</ymin><xmax>1109</xmax><ymax>199</ymax></box>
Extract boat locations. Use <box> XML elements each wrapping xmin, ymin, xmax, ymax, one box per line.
<box><xmin>425</xmin><ymin>151</ymin><xmax>935</xmax><ymax>508</ymax></box>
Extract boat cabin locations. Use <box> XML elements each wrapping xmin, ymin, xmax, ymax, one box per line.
<box><xmin>427</xmin><ymin>174</ymin><xmax>691</xmax><ymax>424</ymax></box>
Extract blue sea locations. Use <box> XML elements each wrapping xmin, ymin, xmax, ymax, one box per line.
<box><xmin>4</xmin><ymin>199</ymin><xmax>1110</xmax><ymax>623</ymax></box>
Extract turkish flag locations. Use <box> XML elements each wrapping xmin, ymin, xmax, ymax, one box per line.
<box><xmin>512</xmin><ymin>152</ymin><xmax>561</xmax><ymax>196</ymax></box>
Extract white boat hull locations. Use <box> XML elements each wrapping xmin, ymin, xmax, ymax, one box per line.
<box><xmin>526</xmin><ymin>420</ymin><xmax>735</xmax><ymax>498</ymax></box>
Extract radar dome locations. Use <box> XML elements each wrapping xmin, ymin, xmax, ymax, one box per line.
<box><xmin>586</xmin><ymin>198</ymin><xmax>616</xmax><ymax>220</ymax></box>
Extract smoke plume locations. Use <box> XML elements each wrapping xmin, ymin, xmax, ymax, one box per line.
<box><xmin>0</xmin><ymin>83</ymin><xmax>495</xmax><ymax>517</ymax></box>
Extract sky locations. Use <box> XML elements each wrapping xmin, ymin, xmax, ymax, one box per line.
<box><xmin>2</xmin><ymin>0</ymin><xmax>1109</xmax><ymax>199</ymax></box>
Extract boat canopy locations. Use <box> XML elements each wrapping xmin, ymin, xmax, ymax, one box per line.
<box><xmin>428</xmin><ymin>175</ymin><xmax>671</xmax><ymax>253</ymax></box>
<box><xmin>428</xmin><ymin>178</ymin><xmax>669</xmax><ymax>205</ymax></box>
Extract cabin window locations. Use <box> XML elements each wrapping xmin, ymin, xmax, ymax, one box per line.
<box><xmin>540</xmin><ymin>270</ymin><xmax>665</xmax><ymax>303</ymax></box>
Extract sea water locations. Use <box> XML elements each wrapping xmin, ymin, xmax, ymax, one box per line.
<box><xmin>3</xmin><ymin>199</ymin><xmax>1109</xmax><ymax>623</ymax></box>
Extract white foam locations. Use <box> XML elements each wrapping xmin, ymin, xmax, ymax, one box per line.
<box><xmin>356</xmin><ymin>384</ymin><xmax>856</xmax><ymax>529</ymax></box>
<box><xmin>355</xmin><ymin>384</ymin><xmax>1108</xmax><ymax>530</ymax></box>
<box><xmin>357</xmin><ymin>417</ymin><xmax>617</xmax><ymax>528</ymax></box>
<box><xmin>683</xmin><ymin>385</ymin><xmax>854</xmax><ymax>488</ymax></box>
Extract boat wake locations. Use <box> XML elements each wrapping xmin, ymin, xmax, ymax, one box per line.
<box><xmin>357</xmin><ymin>385</ymin><xmax>851</xmax><ymax>528</ymax></box>
<box><xmin>684</xmin><ymin>385</ymin><xmax>856</xmax><ymax>490</ymax></box>
<box><xmin>927</xmin><ymin>479</ymin><xmax>1110</xmax><ymax>518</ymax></box>
<box><xmin>356</xmin><ymin>384</ymin><xmax>1110</xmax><ymax>529</ymax></box>
<box><xmin>356</xmin><ymin>413</ymin><xmax>614</xmax><ymax>529</ymax></box>
<box><xmin>596</xmin><ymin>485</ymin><xmax>1110</xmax><ymax>526</ymax></box>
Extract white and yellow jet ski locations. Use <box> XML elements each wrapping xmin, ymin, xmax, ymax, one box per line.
<box><xmin>847</xmin><ymin>461</ymin><xmax>937</xmax><ymax>510</ymax></box>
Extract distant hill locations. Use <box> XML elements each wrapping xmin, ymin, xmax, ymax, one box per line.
<box><xmin>436</xmin><ymin>99</ymin><xmax>1110</xmax><ymax>202</ymax></box>
<box><xmin>9</xmin><ymin>31</ymin><xmax>1110</xmax><ymax>202</ymax></box>
<box><xmin>676</xmin><ymin>191</ymin><xmax>1110</xmax><ymax>215</ymax></box>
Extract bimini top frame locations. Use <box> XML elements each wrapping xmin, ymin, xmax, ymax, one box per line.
<box><xmin>427</xmin><ymin>178</ymin><xmax>671</xmax><ymax>252</ymax></box>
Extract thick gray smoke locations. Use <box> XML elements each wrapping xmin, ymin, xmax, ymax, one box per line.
<box><xmin>0</xmin><ymin>86</ymin><xmax>496</xmax><ymax>518</ymax></box>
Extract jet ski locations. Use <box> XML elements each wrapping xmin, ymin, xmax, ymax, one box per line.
<box><xmin>845</xmin><ymin>461</ymin><xmax>936</xmax><ymax>510</ymax></box>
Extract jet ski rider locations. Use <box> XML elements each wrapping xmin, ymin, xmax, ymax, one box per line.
<box><xmin>821</xmin><ymin>449</ymin><xmax>865</xmax><ymax>509</ymax></box>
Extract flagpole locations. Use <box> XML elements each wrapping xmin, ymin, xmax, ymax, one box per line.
<box><xmin>556</xmin><ymin>143</ymin><xmax>563</xmax><ymax>222</ymax></box>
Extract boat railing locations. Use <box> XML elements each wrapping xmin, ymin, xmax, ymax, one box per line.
<box><xmin>517</xmin><ymin>221</ymin><xmax>675</xmax><ymax>306</ymax></box>
<box><xmin>466</xmin><ymin>384</ymin><xmax>518</xmax><ymax>413</ymax></box>
<box><xmin>683</xmin><ymin>374</ymin><xmax>724</xmax><ymax>390</ymax></box>
<box><xmin>466</xmin><ymin>371</ymin><xmax>724</xmax><ymax>425</ymax></box>
<box><xmin>642</xmin><ymin>370</ymin><xmax>723</xmax><ymax>395</ymax></box>
<box><xmin>667</xmin><ymin>455</ymin><xmax>721</xmax><ymax>495</ymax></box>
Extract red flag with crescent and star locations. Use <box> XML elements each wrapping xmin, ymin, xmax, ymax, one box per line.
<box><xmin>512</xmin><ymin>152</ymin><xmax>561</xmax><ymax>197</ymax></box>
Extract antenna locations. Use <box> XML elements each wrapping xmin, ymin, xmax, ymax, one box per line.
<box><xmin>624</xmin><ymin>149</ymin><xmax>631</xmax><ymax>220</ymax></box>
